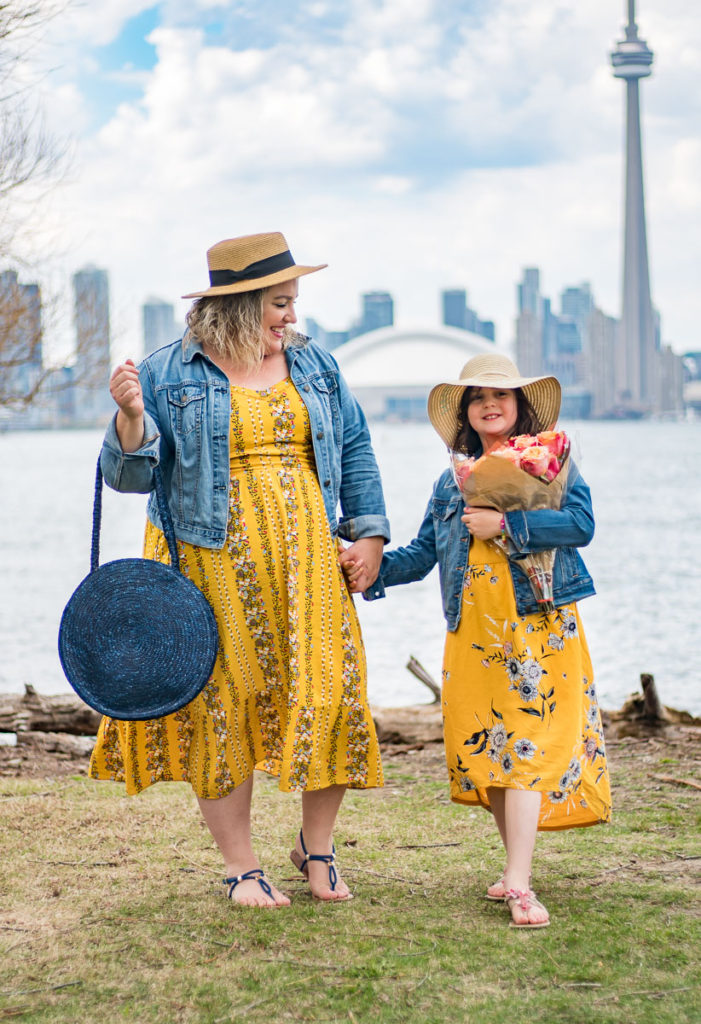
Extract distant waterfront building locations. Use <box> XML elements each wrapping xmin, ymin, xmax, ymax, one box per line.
<box><xmin>610</xmin><ymin>0</ymin><xmax>656</xmax><ymax>411</ymax></box>
<box><xmin>306</xmin><ymin>289</ymin><xmax>394</xmax><ymax>351</ymax></box>
<box><xmin>72</xmin><ymin>264</ymin><xmax>112</xmax><ymax>423</ymax></box>
<box><xmin>441</xmin><ymin>288</ymin><xmax>495</xmax><ymax>342</ymax></box>
<box><xmin>515</xmin><ymin>269</ymin><xmax>619</xmax><ymax>418</ymax></box>
<box><xmin>143</xmin><ymin>296</ymin><xmax>178</xmax><ymax>355</ymax></box>
<box><xmin>356</xmin><ymin>291</ymin><xmax>394</xmax><ymax>335</ymax></box>
<box><xmin>0</xmin><ymin>270</ymin><xmax>43</xmax><ymax>408</ymax></box>
<box><xmin>333</xmin><ymin>324</ymin><xmax>501</xmax><ymax>421</ymax></box>
<box><xmin>609</xmin><ymin>1</ymin><xmax>682</xmax><ymax>415</ymax></box>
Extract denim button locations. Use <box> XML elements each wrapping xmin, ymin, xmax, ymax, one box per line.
<box><xmin>323</xmin><ymin>479</ymin><xmax>331</xmax><ymax>487</ymax></box>
<box><xmin>303</xmin><ymin>385</ymin><xmax>311</xmax><ymax>392</ymax></box>
<box><xmin>317</xmin><ymin>431</ymin><xmax>324</xmax><ymax>440</ymax></box>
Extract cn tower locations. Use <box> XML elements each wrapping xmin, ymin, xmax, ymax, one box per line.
<box><xmin>611</xmin><ymin>0</ymin><xmax>656</xmax><ymax>411</ymax></box>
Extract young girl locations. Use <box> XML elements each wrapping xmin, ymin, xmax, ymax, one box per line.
<box><xmin>347</xmin><ymin>353</ymin><xmax>611</xmax><ymax>928</ymax></box>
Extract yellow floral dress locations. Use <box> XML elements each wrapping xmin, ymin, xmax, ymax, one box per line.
<box><xmin>89</xmin><ymin>379</ymin><xmax>383</xmax><ymax>798</ymax></box>
<box><xmin>442</xmin><ymin>537</ymin><xmax>611</xmax><ymax>830</ymax></box>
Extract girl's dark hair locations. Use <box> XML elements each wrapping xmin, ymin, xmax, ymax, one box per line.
<box><xmin>453</xmin><ymin>386</ymin><xmax>541</xmax><ymax>454</ymax></box>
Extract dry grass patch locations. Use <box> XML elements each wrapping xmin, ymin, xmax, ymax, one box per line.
<box><xmin>0</xmin><ymin>735</ymin><xmax>699</xmax><ymax>1023</ymax></box>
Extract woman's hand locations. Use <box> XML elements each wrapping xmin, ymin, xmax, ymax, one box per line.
<box><xmin>461</xmin><ymin>506</ymin><xmax>503</xmax><ymax>541</ymax></box>
<box><xmin>338</xmin><ymin>536</ymin><xmax>384</xmax><ymax>594</ymax></box>
<box><xmin>110</xmin><ymin>359</ymin><xmax>145</xmax><ymax>452</ymax></box>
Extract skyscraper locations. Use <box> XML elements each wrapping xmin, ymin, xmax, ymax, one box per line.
<box><xmin>142</xmin><ymin>296</ymin><xmax>177</xmax><ymax>355</ymax></box>
<box><xmin>359</xmin><ymin>291</ymin><xmax>394</xmax><ymax>334</ymax></box>
<box><xmin>610</xmin><ymin>0</ymin><xmax>656</xmax><ymax>410</ymax></box>
<box><xmin>72</xmin><ymin>264</ymin><xmax>112</xmax><ymax>422</ymax></box>
<box><xmin>440</xmin><ymin>288</ymin><xmax>495</xmax><ymax>341</ymax></box>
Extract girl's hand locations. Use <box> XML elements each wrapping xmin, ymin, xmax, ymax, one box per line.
<box><xmin>110</xmin><ymin>359</ymin><xmax>144</xmax><ymax>419</ymax></box>
<box><xmin>338</xmin><ymin>537</ymin><xmax>384</xmax><ymax>593</ymax></box>
<box><xmin>461</xmin><ymin>506</ymin><xmax>503</xmax><ymax>541</ymax></box>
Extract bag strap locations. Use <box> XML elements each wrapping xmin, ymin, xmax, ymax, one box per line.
<box><xmin>91</xmin><ymin>458</ymin><xmax>181</xmax><ymax>574</ymax></box>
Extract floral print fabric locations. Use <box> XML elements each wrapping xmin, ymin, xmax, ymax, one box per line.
<box><xmin>89</xmin><ymin>379</ymin><xmax>383</xmax><ymax>798</ymax></box>
<box><xmin>442</xmin><ymin>537</ymin><xmax>611</xmax><ymax>830</ymax></box>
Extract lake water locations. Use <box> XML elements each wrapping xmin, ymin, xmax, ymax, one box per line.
<box><xmin>1</xmin><ymin>419</ymin><xmax>699</xmax><ymax>714</ymax></box>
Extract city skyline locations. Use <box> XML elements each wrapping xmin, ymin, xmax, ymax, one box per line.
<box><xmin>13</xmin><ymin>1</ymin><xmax>699</xmax><ymax>366</ymax></box>
<box><xmin>3</xmin><ymin>247</ymin><xmax>695</xmax><ymax>429</ymax></box>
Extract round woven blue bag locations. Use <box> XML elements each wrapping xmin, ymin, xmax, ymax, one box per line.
<box><xmin>58</xmin><ymin>459</ymin><xmax>219</xmax><ymax>721</ymax></box>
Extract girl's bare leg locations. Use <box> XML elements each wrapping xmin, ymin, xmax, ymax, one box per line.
<box><xmin>501</xmin><ymin>788</ymin><xmax>549</xmax><ymax>926</ymax></box>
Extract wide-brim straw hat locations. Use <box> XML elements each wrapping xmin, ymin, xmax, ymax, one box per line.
<box><xmin>427</xmin><ymin>353</ymin><xmax>561</xmax><ymax>448</ymax></box>
<box><xmin>182</xmin><ymin>231</ymin><xmax>327</xmax><ymax>298</ymax></box>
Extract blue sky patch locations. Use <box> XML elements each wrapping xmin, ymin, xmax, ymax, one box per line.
<box><xmin>99</xmin><ymin>6</ymin><xmax>160</xmax><ymax>72</ymax></box>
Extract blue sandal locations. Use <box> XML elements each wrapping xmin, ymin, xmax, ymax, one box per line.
<box><xmin>289</xmin><ymin>830</ymin><xmax>352</xmax><ymax>901</ymax></box>
<box><xmin>222</xmin><ymin>868</ymin><xmax>277</xmax><ymax>905</ymax></box>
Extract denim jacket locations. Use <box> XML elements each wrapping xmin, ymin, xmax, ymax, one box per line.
<box><xmin>100</xmin><ymin>334</ymin><xmax>390</xmax><ymax>549</ymax></box>
<box><xmin>365</xmin><ymin>461</ymin><xmax>595</xmax><ymax>628</ymax></box>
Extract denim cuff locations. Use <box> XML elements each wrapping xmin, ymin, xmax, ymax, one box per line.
<box><xmin>100</xmin><ymin>412</ymin><xmax>161</xmax><ymax>492</ymax></box>
<box><xmin>362</xmin><ymin>573</ymin><xmax>386</xmax><ymax>601</ymax></box>
<box><xmin>338</xmin><ymin>513</ymin><xmax>391</xmax><ymax>544</ymax></box>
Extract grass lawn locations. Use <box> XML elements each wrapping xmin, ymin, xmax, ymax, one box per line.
<box><xmin>0</xmin><ymin>735</ymin><xmax>699</xmax><ymax>1023</ymax></box>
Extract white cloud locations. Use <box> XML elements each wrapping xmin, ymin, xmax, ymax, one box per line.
<box><xmin>21</xmin><ymin>0</ymin><xmax>701</xmax><ymax>362</ymax></box>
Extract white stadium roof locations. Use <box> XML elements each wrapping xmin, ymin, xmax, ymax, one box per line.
<box><xmin>331</xmin><ymin>323</ymin><xmax>506</xmax><ymax>388</ymax></box>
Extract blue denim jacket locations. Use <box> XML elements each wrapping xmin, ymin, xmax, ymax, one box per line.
<box><xmin>100</xmin><ymin>334</ymin><xmax>390</xmax><ymax>549</ymax></box>
<box><xmin>365</xmin><ymin>461</ymin><xmax>595</xmax><ymax>628</ymax></box>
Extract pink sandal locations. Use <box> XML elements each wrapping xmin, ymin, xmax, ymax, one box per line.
<box><xmin>485</xmin><ymin>877</ymin><xmax>507</xmax><ymax>901</ymax></box>
<box><xmin>486</xmin><ymin>872</ymin><xmax>531</xmax><ymax>902</ymax></box>
<box><xmin>504</xmin><ymin>888</ymin><xmax>550</xmax><ymax>928</ymax></box>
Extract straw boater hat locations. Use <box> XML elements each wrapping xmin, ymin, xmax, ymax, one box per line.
<box><xmin>182</xmin><ymin>231</ymin><xmax>327</xmax><ymax>299</ymax></box>
<box><xmin>427</xmin><ymin>353</ymin><xmax>561</xmax><ymax>448</ymax></box>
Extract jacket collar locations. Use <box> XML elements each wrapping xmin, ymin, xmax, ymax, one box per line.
<box><xmin>181</xmin><ymin>330</ymin><xmax>203</xmax><ymax>364</ymax></box>
<box><xmin>181</xmin><ymin>329</ymin><xmax>310</xmax><ymax>367</ymax></box>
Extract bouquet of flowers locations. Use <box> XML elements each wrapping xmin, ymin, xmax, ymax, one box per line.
<box><xmin>450</xmin><ymin>431</ymin><xmax>570</xmax><ymax>611</ymax></box>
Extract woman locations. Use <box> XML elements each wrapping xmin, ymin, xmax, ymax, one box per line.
<box><xmin>90</xmin><ymin>231</ymin><xmax>389</xmax><ymax>907</ymax></box>
<box><xmin>351</xmin><ymin>354</ymin><xmax>611</xmax><ymax>927</ymax></box>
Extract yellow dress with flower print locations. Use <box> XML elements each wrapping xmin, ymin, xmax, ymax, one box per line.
<box><xmin>89</xmin><ymin>379</ymin><xmax>384</xmax><ymax>798</ymax></box>
<box><xmin>442</xmin><ymin>537</ymin><xmax>611</xmax><ymax>830</ymax></box>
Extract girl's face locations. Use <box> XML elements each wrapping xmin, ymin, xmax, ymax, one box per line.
<box><xmin>261</xmin><ymin>278</ymin><xmax>298</xmax><ymax>354</ymax></box>
<box><xmin>466</xmin><ymin>387</ymin><xmax>518</xmax><ymax>450</ymax></box>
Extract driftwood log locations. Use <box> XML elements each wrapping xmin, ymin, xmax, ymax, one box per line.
<box><xmin>15</xmin><ymin>731</ymin><xmax>95</xmax><ymax>759</ymax></box>
<box><xmin>406</xmin><ymin>656</ymin><xmax>441</xmax><ymax>703</ymax></box>
<box><xmin>604</xmin><ymin>673</ymin><xmax>701</xmax><ymax>738</ymax></box>
<box><xmin>0</xmin><ymin>675</ymin><xmax>697</xmax><ymax>753</ymax></box>
<box><xmin>0</xmin><ymin>684</ymin><xmax>101</xmax><ymax>736</ymax></box>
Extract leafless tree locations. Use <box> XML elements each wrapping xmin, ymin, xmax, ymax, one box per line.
<box><xmin>0</xmin><ymin>1</ymin><xmax>78</xmax><ymax>411</ymax></box>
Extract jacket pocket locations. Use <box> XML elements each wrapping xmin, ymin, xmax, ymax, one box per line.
<box><xmin>164</xmin><ymin>383</ymin><xmax>206</xmax><ymax>438</ymax></box>
<box><xmin>309</xmin><ymin>370</ymin><xmax>338</xmax><ymax>394</ymax></box>
<box><xmin>431</xmin><ymin>495</ymin><xmax>462</xmax><ymax>522</ymax></box>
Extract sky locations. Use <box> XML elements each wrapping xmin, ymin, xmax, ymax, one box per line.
<box><xmin>16</xmin><ymin>0</ymin><xmax>701</xmax><ymax>361</ymax></box>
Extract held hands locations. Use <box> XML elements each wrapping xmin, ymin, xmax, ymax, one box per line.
<box><xmin>338</xmin><ymin>536</ymin><xmax>384</xmax><ymax>594</ymax></box>
<box><xmin>461</xmin><ymin>506</ymin><xmax>503</xmax><ymax>541</ymax></box>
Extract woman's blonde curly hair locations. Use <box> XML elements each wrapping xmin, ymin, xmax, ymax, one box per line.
<box><xmin>185</xmin><ymin>289</ymin><xmax>301</xmax><ymax>373</ymax></box>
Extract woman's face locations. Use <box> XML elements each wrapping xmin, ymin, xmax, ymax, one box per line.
<box><xmin>261</xmin><ymin>278</ymin><xmax>298</xmax><ymax>354</ymax></box>
<box><xmin>466</xmin><ymin>387</ymin><xmax>518</xmax><ymax>450</ymax></box>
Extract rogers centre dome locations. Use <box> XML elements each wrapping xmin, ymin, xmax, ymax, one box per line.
<box><xmin>329</xmin><ymin>323</ymin><xmax>508</xmax><ymax>421</ymax></box>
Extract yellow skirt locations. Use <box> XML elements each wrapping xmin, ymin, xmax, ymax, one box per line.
<box><xmin>442</xmin><ymin>537</ymin><xmax>611</xmax><ymax>830</ymax></box>
<box><xmin>89</xmin><ymin>379</ymin><xmax>383</xmax><ymax>798</ymax></box>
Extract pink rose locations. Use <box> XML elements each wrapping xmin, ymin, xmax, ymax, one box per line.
<box><xmin>510</xmin><ymin>434</ymin><xmax>535</xmax><ymax>452</ymax></box>
<box><xmin>537</xmin><ymin>430</ymin><xmax>567</xmax><ymax>457</ymax></box>
<box><xmin>491</xmin><ymin>446</ymin><xmax>522</xmax><ymax>464</ymax></box>
<box><xmin>519</xmin><ymin>444</ymin><xmax>551</xmax><ymax>477</ymax></box>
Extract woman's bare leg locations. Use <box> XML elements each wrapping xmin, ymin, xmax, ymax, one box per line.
<box><xmin>197</xmin><ymin>775</ymin><xmax>290</xmax><ymax>907</ymax></box>
<box><xmin>295</xmin><ymin>784</ymin><xmax>351</xmax><ymax>900</ymax></box>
